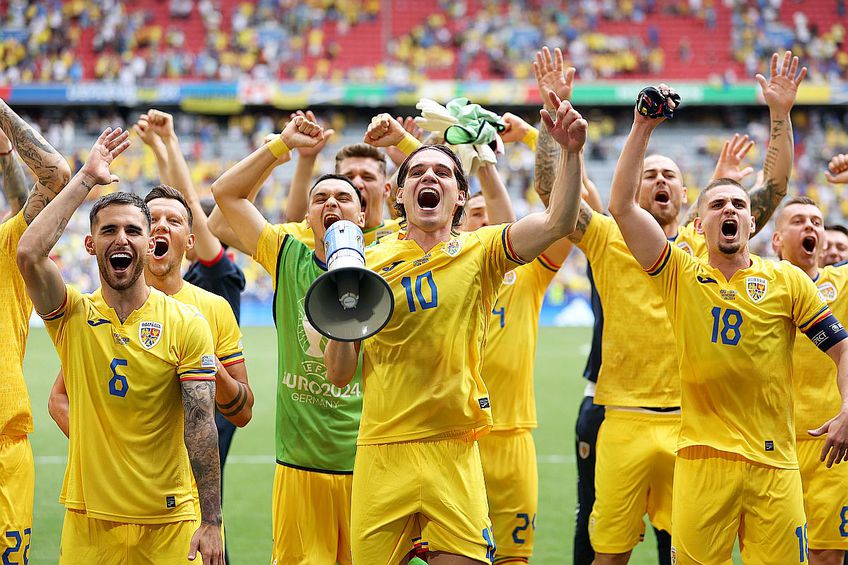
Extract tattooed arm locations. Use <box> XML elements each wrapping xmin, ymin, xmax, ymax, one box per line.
<box><xmin>748</xmin><ymin>51</ymin><xmax>806</xmax><ymax>234</ymax></box>
<box><xmin>0</xmin><ymin>100</ymin><xmax>71</xmax><ymax>224</ymax></box>
<box><xmin>0</xmin><ymin>128</ymin><xmax>28</xmax><ymax>216</ymax></box>
<box><xmin>214</xmin><ymin>358</ymin><xmax>253</xmax><ymax>427</ymax></box>
<box><xmin>17</xmin><ymin>128</ymin><xmax>129</xmax><ymax>315</ymax></box>
<box><xmin>182</xmin><ymin>379</ymin><xmax>224</xmax><ymax>564</ymax></box>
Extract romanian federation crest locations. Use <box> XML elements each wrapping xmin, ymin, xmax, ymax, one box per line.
<box><xmin>503</xmin><ymin>270</ymin><xmax>517</xmax><ymax>286</ymax></box>
<box><xmin>745</xmin><ymin>277</ymin><xmax>768</xmax><ymax>303</ymax></box>
<box><xmin>818</xmin><ymin>281</ymin><xmax>838</xmax><ymax>302</ymax></box>
<box><xmin>139</xmin><ymin>321</ymin><xmax>163</xmax><ymax>349</ymax></box>
<box><xmin>444</xmin><ymin>239</ymin><xmax>461</xmax><ymax>257</ymax></box>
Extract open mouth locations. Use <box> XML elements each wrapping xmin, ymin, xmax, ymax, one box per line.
<box><xmin>655</xmin><ymin>190</ymin><xmax>670</xmax><ymax>204</ymax></box>
<box><xmin>721</xmin><ymin>219</ymin><xmax>738</xmax><ymax>238</ymax></box>
<box><xmin>109</xmin><ymin>251</ymin><xmax>133</xmax><ymax>272</ymax></box>
<box><xmin>323</xmin><ymin>213</ymin><xmax>341</xmax><ymax>229</ymax></box>
<box><xmin>417</xmin><ymin>188</ymin><xmax>440</xmax><ymax>210</ymax></box>
<box><xmin>802</xmin><ymin>235</ymin><xmax>817</xmax><ymax>253</ymax></box>
<box><xmin>153</xmin><ymin>237</ymin><xmax>169</xmax><ymax>259</ymax></box>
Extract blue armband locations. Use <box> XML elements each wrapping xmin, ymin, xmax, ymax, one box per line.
<box><xmin>803</xmin><ymin>313</ymin><xmax>848</xmax><ymax>352</ymax></box>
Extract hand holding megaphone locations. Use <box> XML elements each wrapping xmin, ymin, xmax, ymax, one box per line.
<box><xmin>305</xmin><ymin>221</ymin><xmax>394</xmax><ymax>342</ymax></box>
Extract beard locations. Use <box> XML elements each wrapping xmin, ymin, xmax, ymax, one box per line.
<box><xmin>647</xmin><ymin>203</ymin><xmax>680</xmax><ymax>228</ymax></box>
<box><xmin>717</xmin><ymin>240</ymin><xmax>743</xmax><ymax>255</ymax></box>
<box><xmin>97</xmin><ymin>253</ymin><xmax>145</xmax><ymax>291</ymax></box>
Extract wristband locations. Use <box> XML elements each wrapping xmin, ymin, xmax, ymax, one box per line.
<box><xmin>522</xmin><ymin>127</ymin><xmax>539</xmax><ymax>151</ymax></box>
<box><xmin>396</xmin><ymin>132</ymin><xmax>422</xmax><ymax>156</ymax></box>
<box><xmin>267</xmin><ymin>136</ymin><xmax>290</xmax><ymax>159</ymax></box>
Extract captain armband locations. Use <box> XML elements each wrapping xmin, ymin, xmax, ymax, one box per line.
<box><xmin>804</xmin><ymin>313</ymin><xmax>848</xmax><ymax>352</ymax></box>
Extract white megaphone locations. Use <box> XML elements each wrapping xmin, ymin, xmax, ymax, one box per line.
<box><xmin>305</xmin><ymin>220</ymin><xmax>394</xmax><ymax>342</ymax></box>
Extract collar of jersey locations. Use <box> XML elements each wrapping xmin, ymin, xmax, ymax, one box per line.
<box><xmin>91</xmin><ymin>286</ymin><xmax>157</xmax><ymax>326</ymax></box>
<box><xmin>700</xmin><ymin>253</ymin><xmax>761</xmax><ymax>284</ymax></box>
<box><xmin>311</xmin><ymin>253</ymin><xmax>328</xmax><ymax>271</ymax></box>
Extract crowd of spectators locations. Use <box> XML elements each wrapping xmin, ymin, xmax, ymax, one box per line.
<box><xmin>2</xmin><ymin>105</ymin><xmax>847</xmax><ymax>306</ymax></box>
<box><xmin>0</xmin><ymin>0</ymin><xmax>845</xmax><ymax>84</ymax></box>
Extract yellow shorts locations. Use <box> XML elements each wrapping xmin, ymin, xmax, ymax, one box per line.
<box><xmin>271</xmin><ymin>463</ymin><xmax>353</xmax><ymax>565</ymax></box>
<box><xmin>0</xmin><ymin>435</ymin><xmax>33</xmax><ymax>565</ymax></box>
<box><xmin>351</xmin><ymin>433</ymin><xmax>495</xmax><ymax>565</ymax></box>
<box><xmin>798</xmin><ymin>438</ymin><xmax>848</xmax><ymax>550</ymax></box>
<box><xmin>478</xmin><ymin>429</ymin><xmax>538</xmax><ymax>558</ymax></box>
<box><xmin>59</xmin><ymin>509</ymin><xmax>207</xmax><ymax>564</ymax></box>
<box><xmin>671</xmin><ymin>445</ymin><xmax>807</xmax><ymax>564</ymax></box>
<box><xmin>589</xmin><ymin>409</ymin><xmax>678</xmax><ymax>553</ymax></box>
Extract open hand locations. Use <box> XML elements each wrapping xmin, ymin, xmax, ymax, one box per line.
<box><xmin>364</xmin><ymin>113</ymin><xmax>405</xmax><ymax>147</ymax></box>
<box><xmin>188</xmin><ymin>522</ymin><xmax>223</xmax><ymax>565</ymax></box>
<box><xmin>540</xmin><ymin>91</ymin><xmax>587</xmax><ymax>153</ymax></box>
<box><xmin>809</xmin><ymin>409</ymin><xmax>848</xmax><ymax>467</ymax></box>
<box><xmin>81</xmin><ymin>127</ymin><xmax>131</xmax><ymax>186</ymax></box>
<box><xmin>755</xmin><ymin>50</ymin><xmax>807</xmax><ymax>115</ymax></box>
<box><xmin>534</xmin><ymin>46</ymin><xmax>576</xmax><ymax>111</ymax></box>
<box><xmin>712</xmin><ymin>133</ymin><xmax>755</xmax><ymax>183</ymax></box>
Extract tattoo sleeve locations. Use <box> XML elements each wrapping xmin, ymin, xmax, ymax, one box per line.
<box><xmin>534</xmin><ymin>122</ymin><xmax>560</xmax><ymax>202</ymax></box>
<box><xmin>567</xmin><ymin>200</ymin><xmax>594</xmax><ymax>244</ymax></box>
<box><xmin>216</xmin><ymin>381</ymin><xmax>248</xmax><ymax>417</ymax></box>
<box><xmin>0</xmin><ymin>152</ymin><xmax>28</xmax><ymax>215</ymax></box>
<box><xmin>748</xmin><ymin>117</ymin><xmax>790</xmax><ymax>234</ymax></box>
<box><xmin>181</xmin><ymin>380</ymin><xmax>222</xmax><ymax>525</ymax></box>
<box><xmin>0</xmin><ymin>101</ymin><xmax>71</xmax><ymax>223</ymax></box>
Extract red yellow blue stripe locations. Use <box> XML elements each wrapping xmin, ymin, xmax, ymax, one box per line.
<box><xmin>646</xmin><ymin>242</ymin><xmax>672</xmax><ymax>276</ymax></box>
<box><xmin>800</xmin><ymin>305</ymin><xmax>831</xmax><ymax>333</ymax></box>
<box><xmin>40</xmin><ymin>292</ymin><xmax>68</xmax><ymax>321</ymax></box>
<box><xmin>501</xmin><ymin>225</ymin><xmax>527</xmax><ymax>265</ymax></box>
<box><xmin>537</xmin><ymin>252</ymin><xmax>561</xmax><ymax>272</ymax></box>
<box><xmin>220</xmin><ymin>351</ymin><xmax>245</xmax><ymax>367</ymax></box>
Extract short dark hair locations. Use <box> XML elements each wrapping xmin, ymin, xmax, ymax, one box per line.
<box><xmin>696</xmin><ymin>177</ymin><xmax>747</xmax><ymax>211</ymax></box>
<box><xmin>144</xmin><ymin>184</ymin><xmax>193</xmax><ymax>228</ymax></box>
<box><xmin>826</xmin><ymin>224</ymin><xmax>848</xmax><ymax>238</ymax></box>
<box><xmin>783</xmin><ymin>196</ymin><xmax>819</xmax><ymax>208</ymax></box>
<box><xmin>335</xmin><ymin>144</ymin><xmax>387</xmax><ymax>178</ymax></box>
<box><xmin>310</xmin><ymin>173</ymin><xmax>366</xmax><ymax>210</ymax></box>
<box><xmin>89</xmin><ymin>191</ymin><xmax>151</xmax><ymax>229</ymax></box>
<box><xmin>395</xmin><ymin>145</ymin><xmax>468</xmax><ymax>227</ymax></box>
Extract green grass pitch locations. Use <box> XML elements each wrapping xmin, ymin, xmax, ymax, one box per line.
<box><xmin>25</xmin><ymin>326</ymin><xmax>669</xmax><ymax>564</ymax></box>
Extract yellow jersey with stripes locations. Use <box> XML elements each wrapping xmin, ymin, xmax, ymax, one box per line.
<box><xmin>42</xmin><ymin>286</ymin><xmax>216</xmax><ymax>523</ymax></box>
<box><xmin>792</xmin><ymin>264</ymin><xmax>848</xmax><ymax>437</ymax></box>
<box><xmin>0</xmin><ymin>211</ymin><xmax>33</xmax><ymax>436</ymax></box>
<box><xmin>483</xmin><ymin>255</ymin><xmax>559</xmax><ymax>431</ymax></box>
<box><xmin>649</xmin><ymin>244</ymin><xmax>833</xmax><ymax>468</ymax></box>
<box><xmin>577</xmin><ymin>212</ymin><xmax>704</xmax><ymax>407</ymax></box>
<box><xmin>358</xmin><ymin>224</ymin><xmax>524</xmax><ymax>444</ymax></box>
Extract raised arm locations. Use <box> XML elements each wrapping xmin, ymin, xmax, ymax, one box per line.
<box><xmin>0</xmin><ymin>100</ymin><xmax>72</xmax><ymax>224</ymax></box>
<box><xmin>0</xmin><ymin>129</ymin><xmax>29</xmax><ymax>216</ymax></box>
<box><xmin>748</xmin><ymin>51</ymin><xmax>806</xmax><ymax>232</ymax></box>
<box><xmin>476</xmin><ymin>163</ymin><xmax>516</xmax><ymax>224</ymax></box>
<box><xmin>181</xmin><ymin>379</ymin><xmax>223</xmax><ymax>564</ymax></box>
<box><xmin>507</xmin><ymin>92</ymin><xmax>586</xmax><ymax>261</ymax></box>
<box><xmin>211</xmin><ymin>116</ymin><xmax>323</xmax><ymax>257</ymax></box>
<box><xmin>285</xmin><ymin>110</ymin><xmax>334</xmax><ymax>222</ymax></box>
<box><xmin>384</xmin><ymin>117</ymin><xmax>424</xmax><ymax>167</ymax></box>
<box><xmin>825</xmin><ymin>153</ymin><xmax>848</xmax><ymax>185</ymax></box>
<box><xmin>17</xmin><ymin>128</ymin><xmax>129</xmax><ymax>315</ymax></box>
<box><xmin>607</xmin><ymin>95</ymin><xmax>674</xmax><ymax>269</ymax></box>
<box><xmin>133</xmin><ymin>113</ymin><xmax>169</xmax><ymax>173</ymax></box>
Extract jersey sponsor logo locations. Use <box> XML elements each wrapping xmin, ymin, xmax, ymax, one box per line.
<box><xmin>818</xmin><ymin>281</ymin><xmax>838</xmax><ymax>302</ymax></box>
<box><xmin>87</xmin><ymin>318</ymin><xmax>110</xmax><ymax>327</ymax></box>
<box><xmin>745</xmin><ymin>277</ymin><xmax>768</xmax><ymax>303</ymax></box>
<box><xmin>720</xmin><ymin>289</ymin><xmax>737</xmax><ymax>301</ymax></box>
<box><xmin>112</xmin><ymin>331</ymin><xmax>129</xmax><ymax>346</ymax></box>
<box><xmin>578</xmin><ymin>441</ymin><xmax>591</xmax><ymax>459</ymax></box>
<box><xmin>201</xmin><ymin>355</ymin><xmax>216</xmax><ymax>369</ymax></box>
<box><xmin>413</xmin><ymin>254</ymin><xmax>431</xmax><ymax>267</ymax></box>
<box><xmin>139</xmin><ymin>321</ymin><xmax>163</xmax><ymax>349</ymax></box>
<box><xmin>444</xmin><ymin>239</ymin><xmax>461</xmax><ymax>257</ymax></box>
<box><xmin>381</xmin><ymin>260</ymin><xmax>404</xmax><ymax>273</ymax></box>
<box><xmin>478</xmin><ymin>397</ymin><xmax>490</xmax><ymax>409</ymax></box>
<box><xmin>676</xmin><ymin>241</ymin><xmax>693</xmax><ymax>255</ymax></box>
<box><xmin>503</xmin><ymin>270</ymin><xmax>517</xmax><ymax>286</ymax></box>
<box><xmin>696</xmin><ymin>275</ymin><xmax>717</xmax><ymax>285</ymax></box>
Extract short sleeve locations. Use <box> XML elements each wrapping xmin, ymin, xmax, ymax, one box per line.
<box><xmin>0</xmin><ymin>211</ymin><xmax>27</xmax><ymax>256</ymax></box>
<box><xmin>577</xmin><ymin>211</ymin><xmax>614</xmax><ymax>261</ymax></box>
<box><xmin>177</xmin><ymin>312</ymin><xmax>217</xmax><ymax>382</ymax></box>
<box><xmin>793</xmin><ymin>267</ymin><xmax>830</xmax><ymax>331</ymax></box>
<box><xmin>252</xmin><ymin>222</ymin><xmax>294</xmax><ymax>281</ymax></box>
<box><xmin>646</xmin><ymin>242</ymin><xmax>690</xmax><ymax>317</ymax></box>
<box><xmin>42</xmin><ymin>285</ymin><xmax>81</xmax><ymax>343</ymax></box>
<box><xmin>212</xmin><ymin>297</ymin><xmax>244</xmax><ymax>367</ymax></box>
<box><xmin>532</xmin><ymin>253</ymin><xmax>561</xmax><ymax>288</ymax></box>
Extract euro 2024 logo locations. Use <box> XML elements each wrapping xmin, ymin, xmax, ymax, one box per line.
<box><xmin>297</xmin><ymin>298</ymin><xmax>328</xmax><ymax>379</ymax></box>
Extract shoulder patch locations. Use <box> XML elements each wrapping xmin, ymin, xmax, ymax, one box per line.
<box><xmin>676</xmin><ymin>241</ymin><xmax>693</xmax><ymax>255</ymax></box>
<box><xmin>503</xmin><ymin>270</ymin><xmax>517</xmax><ymax>285</ymax></box>
<box><xmin>818</xmin><ymin>281</ymin><xmax>838</xmax><ymax>302</ymax></box>
<box><xmin>444</xmin><ymin>239</ymin><xmax>462</xmax><ymax>257</ymax></box>
<box><xmin>201</xmin><ymin>355</ymin><xmax>216</xmax><ymax>369</ymax></box>
<box><xmin>139</xmin><ymin>321</ymin><xmax>163</xmax><ymax>349</ymax></box>
<box><xmin>745</xmin><ymin>277</ymin><xmax>768</xmax><ymax>303</ymax></box>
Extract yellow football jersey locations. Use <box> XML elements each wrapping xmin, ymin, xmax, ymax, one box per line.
<box><xmin>358</xmin><ymin>224</ymin><xmax>524</xmax><ymax>444</ymax></box>
<box><xmin>483</xmin><ymin>256</ymin><xmax>559</xmax><ymax>431</ymax></box>
<box><xmin>43</xmin><ymin>286</ymin><xmax>216</xmax><ymax>523</ymax></box>
<box><xmin>649</xmin><ymin>243</ymin><xmax>830</xmax><ymax>468</ymax></box>
<box><xmin>792</xmin><ymin>264</ymin><xmax>848</xmax><ymax>437</ymax></box>
<box><xmin>0</xmin><ymin>211</ymin><xmax>33</xmax><ymax>437</ymax></box>
<box><xmin>284</xmin><ymin>217</ymin><xmax>402</xmax><ymax>250</ymax></box>
<box><xmin>172</xmin><ymin>281</ymin><xmax>243</xmax><ymax>367</ymax></box>
<box><xmin>578</xmin><ymin>212</ymin><xmax>704</xmax><ymax>407</ymax></box>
